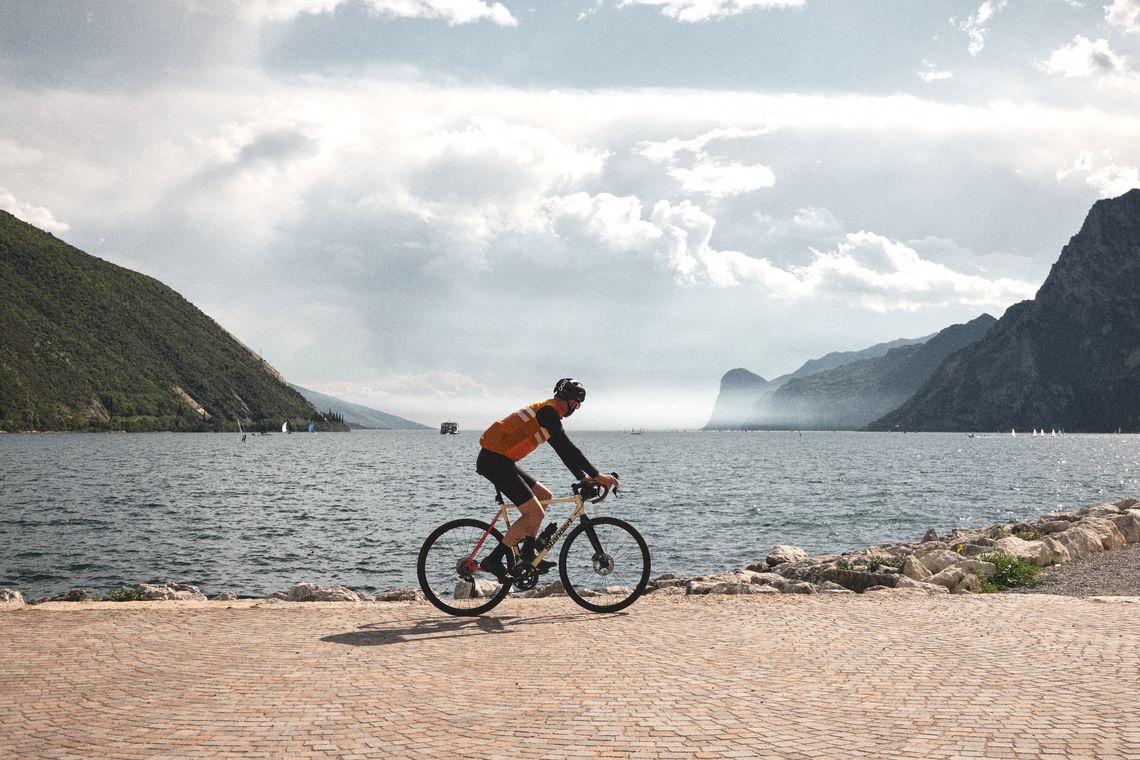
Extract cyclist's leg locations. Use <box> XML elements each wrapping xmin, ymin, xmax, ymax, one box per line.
<box><xmin>476</xmin><ymin>450</ymin><xmax>542</xmax><ymax>575</ymax></box>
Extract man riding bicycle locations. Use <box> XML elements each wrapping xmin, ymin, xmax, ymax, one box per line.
<box><xmin>475</xmin><ymin>378</ymin><xmax>619</xmax><ymax>583</ymax></box>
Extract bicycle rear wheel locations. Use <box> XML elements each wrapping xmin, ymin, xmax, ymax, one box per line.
<box><xmin>417</xmin><ymin>518</ymin><xmax>511</xmax><ymax>616</ymax></box>
<box><xmin>559</xmin><ymin>516</ymin><xmax>650</xmax><ymax>613</ymax></box>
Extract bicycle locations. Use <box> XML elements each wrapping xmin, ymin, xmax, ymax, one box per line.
<box><xmin>416</xmin><ymin>475</ymin><xmax>651</xmax><ymax>616</ymax></box>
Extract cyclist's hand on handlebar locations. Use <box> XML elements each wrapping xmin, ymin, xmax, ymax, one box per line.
<box><xmin>592</xmin><ymin>472</ymin><xmax>618</xmax><ymax>489</ymax></box>
<box><xmin>585</xmin><ymin>472</ymin><xmax>619</xmax><ymax>503</ymax></box>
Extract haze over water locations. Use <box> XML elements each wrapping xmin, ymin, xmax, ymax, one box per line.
<box><xmin>3</xmin><ymin>430</ymin><xmax>1139</xmax><ymax>599</ymax></box>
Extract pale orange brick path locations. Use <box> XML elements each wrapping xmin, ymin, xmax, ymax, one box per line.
<box><xmin>3</xmin><ymin>594</ymin><xmax>1140</xmax><ymax>759</ymax></box>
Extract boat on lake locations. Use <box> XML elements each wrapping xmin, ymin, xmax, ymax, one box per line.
<box><xmin>440</xmin><ymin>422</ymin><xmax>458</xmax><ymax>434</ymax></box>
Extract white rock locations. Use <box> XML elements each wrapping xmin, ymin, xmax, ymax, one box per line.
<box><xmin>1051</xmin><ymin>525</ymin><xmax>1104</xmax><ymax>560</ymax></box>
<box><xmin>0</xmin><ymin>589</ymin><xmax>25</xmax><ymax>605</ymax></box>
<box><xmin>525</xmin><ymin>580</ymin><xmax>567</xmax><ymax>598</ymax></box>
<box><xmin>916</xmin><ymin>549</ymin><xmax>964</xmax><ymax>574</ymax></box>
<box><xmin>925</xmin><ymin>567</ymin><xmax>967</xmax><ymax>590</ymax></box>
<box><xmin>901</xmin><ymin>555</ymin><xmax>931</xmax><ymax>581</ymax></box>
<box><xmin>286</xmin><ymin>583</ymin><xmax>362</xmax><ymax>602</ymax></box>
<box><xmin>137</xmin><ymin>583</ymin><xmax>207</xmax><ymax>602</ymax></box>
<box><xmin>1078</xmin><ymin>502</ymin><xmax>1121</xmax><ymax>518</ymax></box>
<box><xmin>990</xmin><ymin>536</ymin><xmax>1054</xmax><ymax>567</ymax></box>
<box><xmin>1110</xmin><ymin>512</ymin><xmax>1140</xmax><ymax>544</ymax></box>
<box><xmin>951</xmin><ymin>574</ymin><xmax>983</xmax><ymax>594</ymax></box>
<box><xmin>955</xmin><ymin>559</ymin><xmax>997</xmax><ymax>576</ymax></box>
<box><xmin>1079</xmin><ymin>517</ymin><xmax>1127</xmax><ymax>550</ymax></box>
<box><xmin>749</xmin><ymin>572</ymin><xmax>788</xmax><ymax>590</ymax></box>
<box><xmin>1041</xmin><ymin>536</ymin><xmax>1072</xmax><ymax>565</ymax></box>
<box><xmin>894</xmin><ymin>576</ymin><xmax>950</xmax><ymax>594</ymax></box>
<box><xmin>377</xmin><ymin>588</ymin><xmax>422</xmax><ymax>602</ymax></box>
<box><xmin>766</xmin><ymin>545</ymin><xmax>808</xmax><ymax>566</ymax></box>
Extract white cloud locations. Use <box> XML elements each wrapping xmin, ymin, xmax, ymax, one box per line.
<box><xmin>617</xmin><ymin>0</ymin><xmax>804</xmax><ymax>23</ymax></box>
<box><xmin>208</xmin><ymin>0</ymin><xmax>518</xmax><ymax>25</ymax></box>
<box><xmin>545</xmin><ymin>192</ymin><xmax>662</xmax><ymax>250</ymax></box>
<box><xmin>790</xmin><ymin>207</ymin><xmax>844</xmax><ymax>235</ymax></box>
<box><xmin>804</xmin><ymin>232</ymin><xmax>1036</xmax><ymax>312</ymax></box>
<box><xmin>640</xmin><ymin>127</ymin><xmax>774</xmax><ymax>198</ymax></box>
<box><xmin>957</xmin><ymin>0</ymin><xmax>1007</xmax><ymax>56</ymax></box>
<box><xmin>638</xmin><ymin>127</ymin><xmax>768</xmax><ymax>162</ymax></box>
<box><xmin>1036</xmin><ymin>36</ymin><xmax>1132</xmax><ymax>77</ymax></box>
<box><xmin>394</xmin><ymin>116</ymin><xmax>610</xmax><ymax>249</ymax></box>
<box><xmin>1106</xmin><ymin>0</ymin><xmax>1140</xmax><ymax>33</ymax></box>
<box><xmin>1058</xmin><ymin>151</ymin><xmax>1140</xmax><ymax>196</ymax></box>
<box><xmin>363</xmin><ymin>0</ymin><xmax>518</xmax><ymax>26</ymax></box>
<box><xmin>667</xmin><ymin>161</ymin><xmax>775</xmax><ymax>197</ymax></box>
<box><xmin>919</xmin><ymin>60</ymin><xmax>953</xmax><ymax>82</ymax></box>
<box><xmin>558</xmin><ymin>195</ymin><xmax>1035</xmax><ymax>310</ymax></box>
<box><xmin>0</xmin><ymin>189</ymin><xmax>70</xmax><ymax>234</ymax></box>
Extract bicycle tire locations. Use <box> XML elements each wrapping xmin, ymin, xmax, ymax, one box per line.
<box><xmin>417</xmin><ymin>518</ymin><xmax>512</xmax><ymax>616</ymax></box>
<box><xmin>558</xmin><ymin>516</ymin><xmax>650</xmax><ymax>613</ymax></box>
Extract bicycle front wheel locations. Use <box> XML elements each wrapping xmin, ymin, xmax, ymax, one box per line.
<box><xmin>417</xmin><ymin>518</ymin><xmax>511</xmax><ymax>616</ymax></box>
<box><xmin>559</xmin><ymin>516</ymin><xmax>650</xmax><ymax>613</ymax></box>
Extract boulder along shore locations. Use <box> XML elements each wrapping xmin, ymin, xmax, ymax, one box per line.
<box><xmin>3</xmin><ymin>498</ymin><xmax>1139</xmax><ymax>607</ymax></box>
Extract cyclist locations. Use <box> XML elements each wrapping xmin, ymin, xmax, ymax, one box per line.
<box><xmin>476</xmin><ymin>378</ymin><xmax>619</xmax><ymax>582</ymax></box>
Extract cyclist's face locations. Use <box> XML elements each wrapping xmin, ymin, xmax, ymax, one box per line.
<box><xmin>565</xmin><ymin>398</ymin><xmax>581</xmax><ymax>416</ymax></box>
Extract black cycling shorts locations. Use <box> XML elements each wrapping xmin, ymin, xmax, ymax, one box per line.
<box><xmin>476</xmin><ymin>448</ymin><xmax>538</xmax><ymax>506</ymax></box>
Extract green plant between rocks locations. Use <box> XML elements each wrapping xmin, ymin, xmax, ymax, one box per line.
<box><xmin>867</xmin><ymin>557</ymin><xmax>904</xmax><ymax>573</ymax></box>
<box><xmin>103</xmin><ymin>586</ymin><xmax>141</xmax><ymax>602</ymax></box>
<box><xmin>1008</xmin><ymin>526</ymin><xmax>1043</xmax><ymax>541</ymax></box>
<box><xmin>976</xmin><ymin>553</ymin><xmax>1041</xmax><ymax>593</ymax></box>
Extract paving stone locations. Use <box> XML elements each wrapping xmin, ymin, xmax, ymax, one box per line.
<box><xmin>2</xmin><ymin>595</ymin><xmax>1140</xmax><ymax>758</ymax></box>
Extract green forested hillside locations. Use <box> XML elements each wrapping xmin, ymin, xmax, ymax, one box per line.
<box><xmin>0</xmin><ymin>211</ymin><xmax>338</xmax><ymax>432</ymax></box>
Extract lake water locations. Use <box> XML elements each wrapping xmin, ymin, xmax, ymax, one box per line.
<box><xmin>3</xmin><ymin>430</ymin><xmax>1139</xmax><ymax>599</ymax></box>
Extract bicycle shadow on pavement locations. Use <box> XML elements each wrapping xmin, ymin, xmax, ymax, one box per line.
<box><xmin>321</xmin><ymin>610</ymin><xmax>624</xmax><ymax>647</ymax></box>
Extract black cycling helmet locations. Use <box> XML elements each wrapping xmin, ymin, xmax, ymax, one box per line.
<box><xmin>553</xmin><ymin>378</ymin><xmax>586</xmax><ymax>403</ymax></box>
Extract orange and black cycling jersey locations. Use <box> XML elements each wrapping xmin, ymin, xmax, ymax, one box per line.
<box><xmin>480</xmin><ymin>398</ymin><xmax>599</xmax><ymax>479</ymax></box>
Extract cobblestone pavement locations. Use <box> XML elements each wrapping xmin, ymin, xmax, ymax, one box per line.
<box><xmin>3</xmin><ymin>594</ymin><xmax>1140</xmax><ymax>759</ymax></box>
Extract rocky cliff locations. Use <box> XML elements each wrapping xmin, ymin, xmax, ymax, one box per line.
<box><xmin>705</xmin><ymin>368</ymin><xmax>770</xmax><ymax>430</ymax></box>
<box><xmin>870</xmin><ymin>189</ymin><xmax>1140</xmax><ymax>432</ymax></box>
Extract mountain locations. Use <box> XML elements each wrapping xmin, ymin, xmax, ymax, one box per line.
<box><xmin>870</xmin><ymin>189</ymin><xmax>1140</xmax><ymax>433</ymax></box>
<box><xmin>767</xmin><ymin>314</ymin><xmax>996</xmax><ymax>429</ymax></box>
<box><xmin>704</xmin><ymin>334</ymin><xmax>938</xmax><ymax>430</ymax></box>
<box><xmin>779</xmin><ymin>335</ymin><xmax>930</xmax><ymax>383</ymax></box>
<box><xmin>0</xmin><ymin>210</ymin><xmax>341</xmax><ymax>432</ymax></box>
<box><xmin>705</xmin><ymin>369</ymin><xmax>770</xmax><ymax>430</ymax></box>
<box><xmin>289</xmin><ymin>384</ymin><xmax>430</xmax><ymax>430</ymax></box>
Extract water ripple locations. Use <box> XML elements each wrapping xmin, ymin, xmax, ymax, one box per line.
<box><xmin>3</xmin><ymin>430</ymin><xmax>1140</xmax><ymax>597</ymax></box>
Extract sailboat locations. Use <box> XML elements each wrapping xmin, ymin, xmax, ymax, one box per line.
<box><xmin>1011</xmin><ymin>428</ymin><xmax>1016</xmax><ymax>437</ymax></box>
<box><xmin>282</xmin><ymin>421</ymin><xmax>290</xmax><ymax>434</ymax></box>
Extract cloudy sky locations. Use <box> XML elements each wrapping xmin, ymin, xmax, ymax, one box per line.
<box><xmin>3</xmin><ymin>0</ymin><xmax>1140</xmax><ymax>429</ymax></box>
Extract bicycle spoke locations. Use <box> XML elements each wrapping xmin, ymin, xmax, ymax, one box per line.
<box><xmin>559</xmin><ymin>517</ymin><xmax>650</xmax><ymax>613</ymax></box>
<box><xmin>417</xmin><ymin>518</ymin><xmax>511</xmax><ymax>616</ymax></box>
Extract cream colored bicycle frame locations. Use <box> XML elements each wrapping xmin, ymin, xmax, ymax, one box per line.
<box><xmin>497</xmin><ymin>493</ymin><xmax>586</xmax><ymax>565</ymax></box>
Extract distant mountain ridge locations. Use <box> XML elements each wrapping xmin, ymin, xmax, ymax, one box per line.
<box><xmin>290</xmin><ymin>384</ymin><xmax>429</xmax><ymax>430</ymax></box>
<box><xmin>767</xmin><ymin>314</ymin><xmax>995</xmax><ymax>429</ymax></box>
<box><xmin>0</xmin><ymin>210</ymin><xmax>337</xmax><ymax>432</ymax></box>
<box><xmin>704</xmin><ymin>328</ymin><xmax>978</xmax><ymax>430</ymax></box>
<box><xmin>870</xmin><ymin>189</ymin><xmax>1140</xmax><ymax>432</ymax></box>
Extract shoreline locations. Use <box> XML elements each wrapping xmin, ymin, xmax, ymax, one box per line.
<box><xmin>5</xmin><ymin>497</ymin><xmax>1139</xmax><ymax>607</ymax></box>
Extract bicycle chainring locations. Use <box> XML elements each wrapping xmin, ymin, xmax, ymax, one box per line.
<box><xmin>510</xmin><ymin>561</ymin><xmax>538</xmax><ymax>590</ymax></box>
